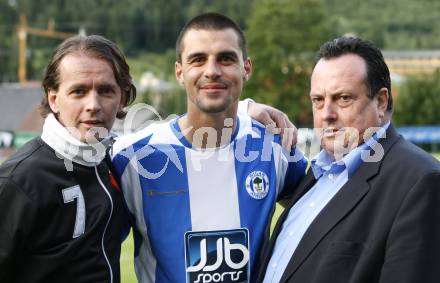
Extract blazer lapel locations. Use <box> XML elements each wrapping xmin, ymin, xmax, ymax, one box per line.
<box><xmin>279</xmin><ymin>166</ymin><xmax>373</xmax><ymax>282</ymax></box>
<box><xmin>279</xmin><ymin>124</ymin><xmax>401</xmax><ymax>282</ymax></box>
<box><xmin>256</xmin><ymin>171</ymin><xmax>317</xmax><ymax>282</ymax></box>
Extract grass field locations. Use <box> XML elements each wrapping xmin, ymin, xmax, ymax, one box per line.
<box><xmin>120</xmin><ymin>233</ymin><xmax>136</xmax><ymax>283</ymax></box>
<box><xmin>120</xmin><ymin>153</ymin><xmax>440</xmax><ymax>282</ymax></box>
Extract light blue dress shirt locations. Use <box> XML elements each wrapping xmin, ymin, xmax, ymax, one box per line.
<box><xmin>263</xmin><ymin>122</ymin><xmax>390</xmax><ymax>283</ymax></box>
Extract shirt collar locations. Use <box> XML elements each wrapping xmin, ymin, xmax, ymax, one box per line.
<box><xmin>311</xmin><ymin>121</ymin><xmax>390</xmax><ymax>179</ymax></box>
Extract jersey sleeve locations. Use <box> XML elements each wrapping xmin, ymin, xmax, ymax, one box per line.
<box><xmin>273</xmin><ymin>144</ymin><xmax>308</xmax><ymax>200</ymax></box>
<box><xmin>111</xmin><ymin>138</ymin><xmax>142</xmax><ymax>218</ymax></box>
<box><xmin>237</xmin><ymin>98</ymin><xmax>254</xmax><ymax>116</ymax></box>
<box><xmin>110</xmin><ymin>133</ymin><xmax>155</xmax><ymax>255</ymax></box>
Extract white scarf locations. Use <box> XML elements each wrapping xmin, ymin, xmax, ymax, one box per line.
<box><xmin>41</xmin><ymin>114</ymin><xmax>114</xmax><ymax>167</ymax></box>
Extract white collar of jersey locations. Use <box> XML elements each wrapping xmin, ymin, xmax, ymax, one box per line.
<box><xmin>41</xmin><ymin>114</ymin><xmax>114</xmax><ymax>167</ymax></box>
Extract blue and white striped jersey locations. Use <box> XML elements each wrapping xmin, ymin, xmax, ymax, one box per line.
<box><xmin>112</xmin><ymin>114</ymin><xmax>307</xmax><ymax>283</ymax></box>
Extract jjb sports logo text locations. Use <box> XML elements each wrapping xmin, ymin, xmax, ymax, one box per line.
<box><xmin>185</xmin><ymin>229</ymin><xmax>249</xmax><ymax>283</ymax></box>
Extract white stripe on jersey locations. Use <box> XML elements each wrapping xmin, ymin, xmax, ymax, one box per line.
<box><xmin>186</xmin><ymin>146</ymin><xmax>241</xmax><ymax>231</ymax></box>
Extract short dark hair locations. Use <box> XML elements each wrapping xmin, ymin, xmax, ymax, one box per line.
<box><xmin>316</xmin><ymin>37</ymin><xmax>393</xmax><ymax>112</ymax></box>
<box><xmin>175</xmin><ymin>13</ymin><xmax>247</xmax><ymax>62</ymax></box>
<box><xmin>41</xmin><ymin>35</ymin><xmax>136</xmax><ymax>119</ymax></box>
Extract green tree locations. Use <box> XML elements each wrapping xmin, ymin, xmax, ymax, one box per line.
<box><xmin>186</xmin><ymin>0</ymin><xmax>253</xmax><ymax>28</ymax></box>
<box><xmin>2</xmin><ymin>0</ymin><xmax>440</xmax><ymax>84</ymax></box>
<box><xmin>0</xmin><ymin>0</ymin><xmax>18</xmax><ymax>81</ymax></box>
<box><xmin>325</xmin><ymin>0</ymin><xmax>440</xmax><ymax>49</ymax></box>
<box><xmin>394</xmin><ymin>70</ymin><xmax>440</xmax><ymax>125</ymax></box>
<box><xmin>245</xmin><ymin>0</ymin><xmax>330</xmax><ymax>126</ymax></box>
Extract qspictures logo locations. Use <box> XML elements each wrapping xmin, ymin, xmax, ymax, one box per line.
<box><xmin>185</xmin><ymin>229</ymin><xmax>249</xmax><ymax>283</ymax></box>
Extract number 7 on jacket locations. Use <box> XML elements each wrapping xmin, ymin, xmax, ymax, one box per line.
<box><xmin>62</xmin><ymin>185</ymin><xmax>86</xmax><ymax>238</ymax></box>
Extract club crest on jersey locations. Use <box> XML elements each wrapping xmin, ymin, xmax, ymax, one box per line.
<box><xmin>245</xmin><ymin>171</ymin><xmax>269</xmax><ymax>199</ymax></box>
<box><xmin>184</xmin><ymin>229</ymin><xmax>249</xmax><ymax>283</ymax></box>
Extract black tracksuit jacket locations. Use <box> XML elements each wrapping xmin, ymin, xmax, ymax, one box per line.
<box><xmin>0</xmin><ymin>138</ymin><xmax>124</xmax><ymax>283</ymax></box>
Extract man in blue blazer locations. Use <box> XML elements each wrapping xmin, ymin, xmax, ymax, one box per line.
<box><xmin>257</xmin><ymin>36</ymin><xmax>440</xmax><ymax>283</ymax></box>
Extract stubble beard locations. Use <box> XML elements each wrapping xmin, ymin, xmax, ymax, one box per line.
<box><xmin>195</xmin><ymin>95</ymin><xmax>234</xmax><ymax>114</ymax></box>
